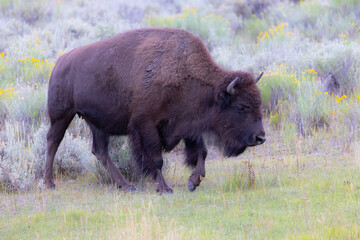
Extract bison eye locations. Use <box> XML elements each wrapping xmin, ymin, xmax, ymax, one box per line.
<box><xmin>236</xmin><ymin>105</ymin><xmax>250</xmax><ymax>114</ymax></box>
<box><xmin>236</xmin><ymin>106</ymin><xmax>245</xmax><ymax>114</ymax></box>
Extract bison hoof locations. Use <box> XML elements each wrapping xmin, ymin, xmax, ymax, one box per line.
<box><xmin>155</xmin><ymin>185</ymin><xmax>173</xmax><ymax>195</ymax></box>
<box><xmin>156</xmin><ymin>188</ymin><xmax>174</xmax><ymax>195</ymax></box>
<box><xmin>187</xmin><ymin>180</ymin><xmax>196</xmax><ymax>192</ymax></box>
<box><xmin>163</xmin><ymin>190</ymin><xmax>173</xmax><ymax>195</ymax></box>
<box><xmin>118</xmin><ymin>184</ymin><xmax>137</xmax><ymax>192</ymax></box>
<box><xmin>127</xmin><ymin>186</ymin><xmax>137</xmax><ymax>192</ymax></box>
<box><xmin>44</xmin><ymin>180</ymin><xmax>56</xmax><ymax>190</ymax></box>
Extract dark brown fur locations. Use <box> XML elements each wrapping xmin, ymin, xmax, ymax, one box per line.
<box><xmin>45</xmin><ymin>27</ymin><xmax>265</xmax><ymax>193</ymax></box>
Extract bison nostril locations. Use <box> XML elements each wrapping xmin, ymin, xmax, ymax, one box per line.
<box><xmin>256</xmin><ymin>135</ymin><xmax>266</xmax><ymax>145</ymax></box>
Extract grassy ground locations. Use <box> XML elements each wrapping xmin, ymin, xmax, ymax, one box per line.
<box><xmin>1</xmin><ymin>142</ymin><xmax>360</xmax><ymax>240</ymax></box>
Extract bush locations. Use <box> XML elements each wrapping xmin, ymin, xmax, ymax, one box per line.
<box><xmin>145</xmin><ymin>6</ymin><xmax>232</xmax><ymax>48</ymax></box>
<box><xmin>109</xmin><ymin>137</ymin><xmax>139</xmax><ymax>182</ymax></box>
<box><xmin>312</xmin><ymin>42</ymin><xmax>360</xmax><ymax>95</ymax></box>
<box><xmin>287</xmin><ymin>80</ymin><xmax>331</xmax><ymax>136</ymax></box>
<box><xmin>3</xmin><ymin>85</ymin><xmax>47</xmax><ymax>125</ymax></box>
<box><xmin>0</xmin><ymin>122</ymin><xmax>35</xmax><ymax>191</ymax></box>
<box><xmin>330</xmin><ymin>94</ymin><xmax>360</xmax><ymax>150</ymax></box>
<box><xmin>257</xmin><ymin>64</ymin><xmax>301</xmax><ymax>114</ymax></box>
<box><xmin>0</xmin><ymin>86</ymin><xmax>16</xmax><ymax>124</ymax></box>
<box><xmin>242</xmin><ymin>14</ymin><xmax>273</xmax><ymax>41</ymax></box>
<box><xmin>0</xmin><ymin>123</ymin><xmax>99</xmax><ymax>191</ymax></box>
<box><xmin>259</xmin><ymin>64</ymin><xmax>331</xmax><ymax>136</ymax></box>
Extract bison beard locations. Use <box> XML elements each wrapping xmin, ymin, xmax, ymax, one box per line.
<box><xmin>44</xmin><ymin>27</ymin><xmax>265</xmax><ymax>194</ymax></box>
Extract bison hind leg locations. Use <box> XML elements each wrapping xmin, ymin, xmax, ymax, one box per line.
<box><xmin>44</xmin><ymin>112</ymin><xmax>75</xmax><ymax>189</ymax></box>
<box><xmin>131</xmin><ymin>148</ymin><xmax>174</xmax><ymax>194</ymax></box>
<box><xmin>88</xmin><ymin>123</ymin><xmax>136</xmax><ymax>192</ymax></box>
<box><xmin>129</xmin><ymin>121</ymin><xmax>173</xmax><ymax>194</ymax></box>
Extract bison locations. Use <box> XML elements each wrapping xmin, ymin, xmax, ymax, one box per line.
<box><xmin>44</xmin><ymin>27</ymin><xmax>265</xmax><ymax>194</ymax></box>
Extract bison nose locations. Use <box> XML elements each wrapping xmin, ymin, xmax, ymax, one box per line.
<box><xmin>256</xmin><ymin>135</ymin><xmax>266</xmax><ymax>145</ymax></box>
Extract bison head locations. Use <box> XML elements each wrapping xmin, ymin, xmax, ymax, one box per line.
<box><xmin>212</xmin><ymin>72</ymin><xmax>265</xmax><ymax>157</ymax></box>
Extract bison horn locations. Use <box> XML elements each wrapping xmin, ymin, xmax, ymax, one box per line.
<box><xmin>226</xmin><ymin>77</ymin><xmax>239</xmax><ymax>95</ymax></box>
<box><xmin>255</xmin><ymin>72</ymin><xmax>264</xmax><ymax>84</ymax></box>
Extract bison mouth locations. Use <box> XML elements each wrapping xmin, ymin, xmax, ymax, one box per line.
<box><xmin>224</xmin><ymin>144</ymin><xmax>247</xmax><ymax>157</ymax></box>
<box><xmin>221</xmin><ymin>132</ymin><xmax>266</xmax><ymax>157</ymax></box>
<box><xmin>210</xmin><ymin>133</ymin><xmax>249</xmax><ymax>157</ymax></box>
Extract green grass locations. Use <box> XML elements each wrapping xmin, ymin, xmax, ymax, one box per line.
<box><xmin>1</xmin><ymin>148</ymin><xmax>359</xmax><ymax>240</ymax></box>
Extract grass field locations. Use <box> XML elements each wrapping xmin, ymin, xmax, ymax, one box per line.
<box><xmin>1</xmin><ymin>141</ymin><xmax>360</xmax><ymax>239</ymax></box>
<box><xmin>1</xmin><ymin>0</ymin><xmax>360</xmax><ymax>239</ymax></box>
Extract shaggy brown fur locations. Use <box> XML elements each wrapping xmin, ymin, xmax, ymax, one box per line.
<box><xmin>44</xmin><ymin>27</ymin><xmax>265</xmax><ymax>193</ymax></box>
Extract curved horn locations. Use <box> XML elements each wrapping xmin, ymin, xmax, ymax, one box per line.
<box><xmin>255</xmin><ymin>72</ymin><xmax>264</xmax><ymax>84</ymax></box>
<box><xmin>226</xmin><ymin>77</ymin><xmax>239</xmax><ymax>95</ymax></box>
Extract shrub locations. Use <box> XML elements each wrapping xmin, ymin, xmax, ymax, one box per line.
<box><xmin>330</xmin><ymin>0</ymin><xmax>360</xmax><ymax>9</ymax></box>
<box><xmin>94</xmin><ymin>23</ymin><xmax>117</xmax><ymax>40</ymax></box>
<box><xmin>16</xmin><ymin>45</ymin><xmax>56</xmax><ymax>85</ymax></box>
<box><xmin>330</xmin><ymin>94</ymin><xmax>360</xmax><ymax>149</ymax></box>
<box><xmin>0</xmin><ymin>86</ymin><xmax>16</xmax><ymax>124</ymax></box>
<box><xmin>0</xmin><ymin>122</ymin><xmax>35</xmax><ymax>191</ymax></box>
<box><xmin>18</xmin><ymin>2</ymin><xmax>45</xmax><ymax>25</ymax></box>
<box><xmin>4</xmin><ymin>85</ymin><xmax>47</xmax><ymax>125</ymax></box>
<box><xmin>2</xmin><ymin>0</ymin><xmax>48</xmax><ymax>26</ymax></box>
<box><xmin>2</xmin><ymin>36</ymin><xmax>56</xmax><ymax>87</ymax></box>
<box><xmin>233</xmin><ymin>0</ymin><xmax>275</xmax><ymax>18</ymax></box>
<box><xmin>257</xmin><ymin>64</ymin><xmax>298</xmax><ymax>113</ymax></box>
<box><xmin>312</xmin><ymin>42</ymin><xmax>360</xmax><ymax>95</ymax></box>
<box><xmin>0</xmin><ymin>0</ymin><xmax>14</xmax><ymax>12</ymax></box>
<box><xmin>109</xmin><ymin>137</ymin><xmax>139</xmax><ymax>183</ymax></box>
<box><xmin>0</xmin><ymin>18</ymin><xmax>31</xmax><ymax>50</ymax></box>
<box><xmin>0</xmin><ymin>123</ymin><xmax>99</xmax><ymax>191</ymax></box>
<box><xmin>256</xmin><ymin>23</ymin><xmax>292</xmax><ymax>44</ymax></box>
<box><xmin>258</xmin><ymin>64</ymin><xmax>333</xmax><ymax>136</ymax></box>
<box><xmin>64</xmin><ymin>18</ymin><xmax>93</xmax><ymax>40</ymax></box>
<box><xmin>242</xmin><ymin>14</ymin><xmax>272</xmax><ymax>41</ymax></box>
<box><xmin>145</xmin><ymin>6</ymin><xmax>232</xmax><ymax>48</ymax></box>
<box><xmin>287</xmin><ymin>80</ymin><xmax>331</xmax><ymax>136</ymax></box>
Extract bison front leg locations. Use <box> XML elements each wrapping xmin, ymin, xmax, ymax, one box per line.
<box><xmin>184</xmin><ymin>137</ymin><xmax>207</xmax><ymax>192</ymax></box>
<box><xmin>129</xmin><ymin>120</ymin><xmax>173</xmax><ymax>194</ymax></box>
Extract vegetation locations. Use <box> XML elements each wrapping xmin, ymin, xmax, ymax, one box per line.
<box><xmin>1</xmin><ymin>148</ymin><xmax>360</xmax><ymax>239</ymax></box>
<box><xmin>0</xmin><ymin>0</ymin><xmax>359</xmax><ymax>239</ymax></box>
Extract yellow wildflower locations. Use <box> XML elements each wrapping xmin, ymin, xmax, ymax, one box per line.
<box><xmin>0</xmin><ymin>52</ymin><xmax>4</xmax><ymax>58</ymax></box>
<box><xmin>0</xmin><ymin>88</ymin><xmax>15</xmax><ymax>97</ymax></box>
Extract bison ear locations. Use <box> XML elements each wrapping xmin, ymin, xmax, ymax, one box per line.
<box><xmin>217</xmin><ymin>91</ymin><xmax>231</xmax><ymax>109</ymax></box>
